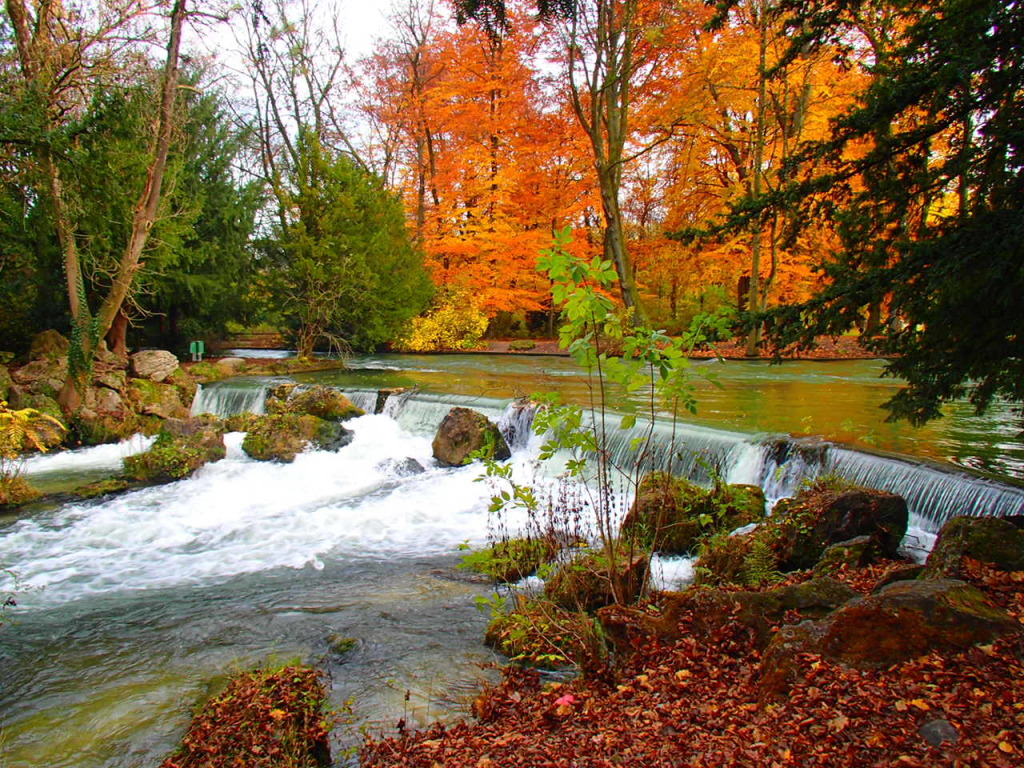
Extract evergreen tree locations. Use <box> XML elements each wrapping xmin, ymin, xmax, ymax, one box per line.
<box><xmin>741</xmin><ymin>0</ymin><xmax>1024</xmax><ymax>423</ymax></box>
<box><xmin>262</xmin><ymin>132</ymin><xmax>433</xmax><ymax>356</ymax></box>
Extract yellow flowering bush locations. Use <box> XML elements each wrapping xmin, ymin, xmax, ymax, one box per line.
<box><xmin>394</xmin><ymin>289</ymin><xmax>489</xmax><ymax>352</ymax></box>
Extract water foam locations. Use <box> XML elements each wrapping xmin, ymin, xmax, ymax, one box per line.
<box><xmin>0</xmin><ymin>416</ymin><xmax>502</xmax><ymax>609</ymax></box>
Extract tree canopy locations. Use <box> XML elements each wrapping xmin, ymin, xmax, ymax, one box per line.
<box><xmin>744</xmin><ymin>0</ymin><xmax>1024</xmax><ymax>423</ymax></box>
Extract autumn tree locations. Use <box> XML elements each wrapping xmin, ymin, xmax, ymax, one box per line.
<box><xmin>365</xmin><ymin>0</ymin><xmax>594</xmax><ymax>332</ymax></box>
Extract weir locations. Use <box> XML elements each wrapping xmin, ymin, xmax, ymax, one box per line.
<box><xmin>190</xmin><ymin>379</ymin><xmax>1024</xmax><ymax>531</ymax></box>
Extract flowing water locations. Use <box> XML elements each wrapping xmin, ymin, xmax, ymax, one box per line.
<box><xmin>2</xmin><ymin>353</ymin><xmax>1023</xmax><ymax>767</ymax></box>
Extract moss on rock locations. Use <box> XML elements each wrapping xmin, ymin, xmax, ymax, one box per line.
<box><xmin>123</xmin><ymin>423</ymin><xmax>226</xmax><ymax>482</ymax></box>
<box><xmin>924</xmin><ymin>516</ymin><xmax>1024</xmax><ymax>578</ymax></box>
<box><xmin>621</xmin><ymin>472</ymin><xmax>766</xmax><ymax>555</ymax></box>
<box><xmin>242</xmin><ymin>413</ymin><xmax>353</xmax><ymax>462</ymax></box>
<box><xmin>0</xmin><ymin>475</ymin><xmax>41</xmax><ymax>506</ymax></box>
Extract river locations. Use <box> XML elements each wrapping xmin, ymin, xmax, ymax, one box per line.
<box><xmin>1</xmin><ymin>353</ymin><xmax>1021</xmax><ymax>767</ymax></box>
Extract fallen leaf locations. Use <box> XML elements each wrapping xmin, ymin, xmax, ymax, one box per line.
<box><xmin>828</xmin><ymin>715</ymin><xmax>850</xmax><ymax>733</ymax></box>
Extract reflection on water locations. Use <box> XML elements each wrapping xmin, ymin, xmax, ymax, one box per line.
<box><xmin>306</xmin><ymin>354</ymin><xmax>1024</xmax><ymax>481</ymax></box>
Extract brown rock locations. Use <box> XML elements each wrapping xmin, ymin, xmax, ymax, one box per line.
<box><xmin>431</xmin><ymin>407</ymin><xmax>510</xmax><ymax>467</ymax></box>
<box><xmin>759</xmin><ymin>578</ymin><xmax>1020</xmax><ymax>697</ymax></box>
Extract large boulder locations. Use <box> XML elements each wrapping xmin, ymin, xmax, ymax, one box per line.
<box><xmin>11</xmin><ymin>357</ymin><xmax>66</xmax><ymax>397</ymax></box>
<box><xmin>432</xmin><ymin>407</ymin><xmax>511</xmax><ymax>467</ymax></box>
<box><xmin>28</xmin><ymin>329</ymin><xmax>70</xmax><ymax>361</ymax></box>
<box><xmin>123</xmin><ymin>419</ymin><xmax>226</xmax><ymax>482</ymax></box>
<box><xmin>772</xmin><ymin>487</ymin><xmax>908</xmax><ymax>570</ymax></box>
<box><xmin>759</xmin><ymin>578</ymin><xmax>1020</xmax><ymax>697</ymax></box>
<box><xmin>285</xmin><ymin>386</ymin><xmax>363</xmax><ymax>421</ymax></box>
<box><xmin>924</xmin><ymin>515</ymin><xmax>1024</xmax><ymax>578</ymax></box>
<box><xmin>621</xmin><ymin>472</ymin><xmax>765</xmax><ymax>554</ymax></box>
<box><xmin>127</xmin><ymin>379</ymin><xmax>189</xmax><ymax>420</ymax></box>
<box><xmin>130</xmin><ymin>349</ymin><xmax>179</xmax><ymax>383</ymax></box>
<box><xmin>697</xmin><ymin>483</ymin><xmax>909</xmax><ymax>585</ymax></box>
<box><xmin>241</xmin><ymin>412</ymin><xmax>353</xmax><ymax>462</ymax></box>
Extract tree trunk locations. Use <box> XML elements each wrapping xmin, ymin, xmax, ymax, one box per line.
<box><xmin>106</xmin><ymin>307</ymin><xmax>130</xmax><ymax>357</ymax></box>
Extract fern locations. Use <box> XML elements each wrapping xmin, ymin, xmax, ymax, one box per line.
<box><xmin>742</xmin><ymin>538</ymin><xmax>784</xmax><ymax>587</ymax></box>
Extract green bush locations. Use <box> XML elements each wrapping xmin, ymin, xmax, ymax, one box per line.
<box><xmin>459</xmin><ymin>537</ymin><xmax>559</xmax><ymax>583</ymax></box>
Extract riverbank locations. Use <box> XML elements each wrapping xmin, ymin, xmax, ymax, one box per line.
<box><xmin>362</xmin><ymin>560</ymin><xmax>1024</xmax><ymax>768</ymax></box>
<box><xmin>480</xmin><ymin>335</ymin><xmax>877</xmax><ymax>360</ymax></box>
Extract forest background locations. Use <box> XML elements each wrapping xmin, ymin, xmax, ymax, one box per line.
<box><xmin>1</xmin><ymin>0</ymin><xmax>1020</xmax><ymax>424</ymax></box>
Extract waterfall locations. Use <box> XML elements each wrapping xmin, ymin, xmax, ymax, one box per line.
<box><xmin>561</xmin><ymin>415</ymin><xmax>1024</xmax><ymax>532</ymax></box>
<box><xmin>190</xmin><ymin>380</ymin><xmax>274</xmax><ymax>417</ymax></box>
<box><xmin>825</xmin><ymin>447</ymin><xmax>1024</xmax><ymax>528</ymax></box>
<box><xmin>186</xmin><ymin>379</ymin><xmax>1024</xmax><ymax>532</ymax></box>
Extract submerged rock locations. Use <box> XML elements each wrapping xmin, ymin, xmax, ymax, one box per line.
<box><xmin>432</xmin><ymin>407</ymin><xmax>511</xmax><ymax>467</ymax></box>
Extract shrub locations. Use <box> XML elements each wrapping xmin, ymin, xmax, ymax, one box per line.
<box><xmin>393</xmin><ymin>288</ymin><xmax>489</xmax><ymax>352</ymax></box>
<box><xmin>459</xmin><ymin>536</ymin><xmax>559</xmax><ymax>583</ymax></box>
<box><xmin>484</xmin><ymin>597</ymin><xmax>604</xmax><ymax>671</ymax></box>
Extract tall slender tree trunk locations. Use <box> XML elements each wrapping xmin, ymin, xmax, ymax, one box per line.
<box><xmin>745</xmin><ymin>0</ymin><xmax>770</xmax><ymax>357</ymax></box>
<box><xmin>54</xmin><ymin>0</ymin><xmax>187</xmax><ymax>413</ymax></box>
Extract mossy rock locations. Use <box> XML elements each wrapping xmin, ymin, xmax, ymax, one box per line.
<box><xmin>10</xmin><ymin>392</ymin><xmax>63</xmax><ymax>424</ymax></box>
<box><xmin>923</xmin><ymin>516</ymin><xmax>1024</xmax><ymax>578</ymax></box>
<box><xmin>697</xmin><ymin>483</ymin><xmax>908</xmax><ymax>586</ymax></box>
<box><xmin>459</xmin><ymin>536</ymin><xmax>559</xmax><ymax>583</ymax></box>
<box><xmin>286</xmin><ymin>386</ymin><xmax>364</xmax><ymax>421</ymax></box>
<box><xmin>241</xmin><ymin>412</ymin><xmax>353</xmax><ymax>462</ymax></box>
<box><xmin>544</xmin><ymin>546</ymin><xmax>648</xmax><ymax>613</ymax></box>
<box><xmin>695</xmin><ymin>531</ymin><xmax>757</xmax><ymax>586</ymax></box>
<box><xmin>0</xmin><ymin>365</ymin><xmax>13</xmax><ymax>401</ymax></box>
<box><xmin>162</xmin><ymin>665</ymin><xmax>330</xmax><ymax>768</ymax></box>
<box><xmin>28</xmin><ymin>329</ymin><xmax>70</xmax><ymax>361</ymax></box>
<box><xmin>71</xmin><ymin>413</ymin><xmax>134</xmax><ymax>446</ymax></box>
<box><xmin>186</xmin><ymin>361</ymin><xmax>229</xmax><ymax>384</ymax></box>
<box><xmin>759</xmin><ymin>579</ymin><xmax>1020</xmax><ymax>698</ymax></box>
<box><xmin>221</xmin><ymin>412</ymin><xmax>261</xmax><ymax>433</ymax></box>
<box><xmin>327</xmin><ymin>634</ymin><xmax>358</xmax><ymax>656</ymax></box>
<box><xmin>73</xmin><ymin>477</ymin><xmax>132</xmax><ymax>500</ymax></box>
<box><xmin>508</xmin><ymin>339</ymin><xmax>536</xmax><ymax>351</ymax></box>
<box><xmin>264</xmin><ymin>384</ymin><xmax>364</xmax><ymax>422</ymax></box>
<box><xmin>0</xmin><ymin>476</ymin><xmax>41</xmax><ymax>507</ymax></box>
<box><xmin>813</xmin><ymin>535</ymin><xmax>881</xmax><ymax>576</ymax></box>
<box><xmin>621</xmin><ymin>472</ymin><xmax>766</xmax><ymax>555</ymax></box>
<box><xmin>123</xmin><ymin>423</ymin><xmax>226</xmax><ymax>482</ymax></box>
<box><xmin>431</xmin><ymin>407</ymin><xmax>511</xmax><ymax>467</ymax></box>
<box><xmin>126</xmin><ymin>379</ymin><xmax>189</xmax><ymax>420</ymax></box>
<box><xmin>604</xmin><ymin>577</ymin><xmax>858</xmax><ymax>652</ymax></box>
